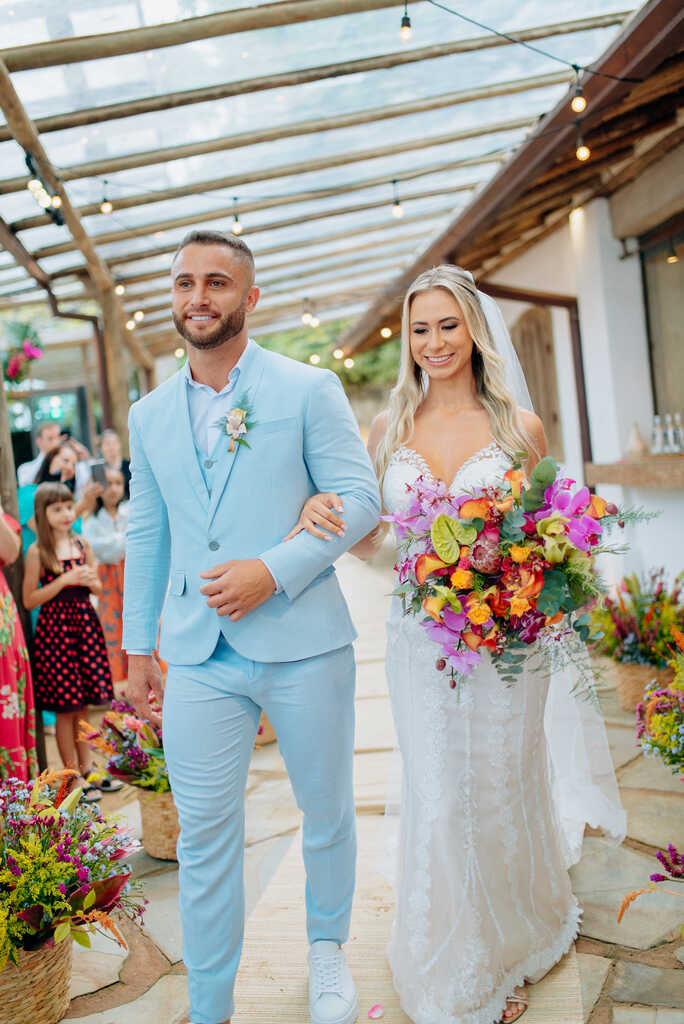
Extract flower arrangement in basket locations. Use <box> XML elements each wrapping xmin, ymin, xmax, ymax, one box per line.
<box><xmin>81</xmin><ymin>700</ymin><xmax>179</xmax><ymax>860</ymax></box>
<box><xmin>2</xmin><ymin>321</ymin><xmax>43</xmax><ymax>385</ymax></box>
<box><xmin>590</xmin><ymin>569</ymin><xmax>683</xmax><ymax>710</ymax></box>
<box><xmin>636</xmin><ymin>627</ymin><xmax>684</xmax><ymax>777</ymax></box>
<box><xmin>0</xmin><ymin>770</ymin><xmax>145</xmax><ymax>1023</ymax></box>
<box><xmin>384</xmin><ymin>454</ymin><xmax>647</xmax><ymax>691</ymax></box>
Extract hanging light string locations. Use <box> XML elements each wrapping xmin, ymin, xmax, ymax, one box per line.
<box><xmin>422</xmin><ymin>0</ymin><xmax>642</xmax><ymax>84</ymax></box>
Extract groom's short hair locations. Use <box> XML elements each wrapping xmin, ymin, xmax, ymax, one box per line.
<box><xmin>173</xmin><ymin>230</ymin><xmax>255</xmax><ymax>286</ymax></box>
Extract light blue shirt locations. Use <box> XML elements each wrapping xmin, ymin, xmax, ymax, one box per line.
<box><xmin>184</xmin><ymin>339</ymin><xmax>252</xmax><ymax>456</ymax></box>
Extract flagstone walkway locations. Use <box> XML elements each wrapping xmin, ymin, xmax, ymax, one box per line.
<box><xmin>54</xmin><ymin>541</ymin><xmax>682</xmax><ymax>1023</ymax></box>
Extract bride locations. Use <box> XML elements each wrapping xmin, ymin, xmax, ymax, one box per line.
<box><xmin>288</xmin><ymin>265</ymin><xmax>625</xmax><ymax>1024</ymax></box>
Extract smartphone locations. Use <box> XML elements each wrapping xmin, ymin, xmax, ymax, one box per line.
<box><xmin>90</xmin><ymin>460</ymin><xmax>107</xmax><ymax>487</ymax></box>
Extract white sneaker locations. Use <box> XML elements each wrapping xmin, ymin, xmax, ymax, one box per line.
<box><xmin>308</xmin><ymin>940</ymin><xmax>358</xmax><ymax>1024</ymax></box>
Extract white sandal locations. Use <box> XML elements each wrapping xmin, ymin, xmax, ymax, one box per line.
<box><xmin>500</xmin><ymin>990</ymin><xmax>529</xmax><ymax>1023</ymax></box>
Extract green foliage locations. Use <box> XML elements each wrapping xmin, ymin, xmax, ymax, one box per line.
<box><xmin>257</xmin><ymin>317</ymin><xmax>400</xmax><ymax>390</ymax></box>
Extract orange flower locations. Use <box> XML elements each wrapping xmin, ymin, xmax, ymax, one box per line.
<box><xmin>487</xmin><ymin>588</ymin><xmax>509</xmax><ymax>618</ymax></box>
<box><xmin>466</xmin><ymin>600</ymin><xmax>491</xmax><ymax>626</ymax></box>
<box><xmin>509</xmin><ymin>596</ymin><xmax>531</xmax><ymax>617</ymax></box>
<box><xmin>509</xmin><ymin>544</ymin><xmax>530</xmax><ymax>564</ymax></box>
<box><xmin>423</xmin><ymin>595</ymin><xmax>447</xmax><ymax>621</ymax></box>
<box><xmin>504</xmin><ymin>468</ymin><xmax>524</xmax><ymax>501</ymax></box>
<box><xmin>415</xmin><ymin>553</ymin><xmax>449</xmax><ymax>585</ymax></box>
<box><xmin>495</xmin><ymin>495</ymin><xmax>514</xmax><ymax>513</ymax></box>
<box><xmin>462</xmin><ymin>630</ymin><xmax>482</xmax><ymax>650</ymax></box>
<box><xmin>671</xmin><ymin>626</ymin><xmax>684</xmax><ymax>652</ymax></box>
<box><xmin>481</xmin><ymin>625</ymin><xmax>499</xmax><ymax>651</ymax></box>
<box><xmin>516</xmin><ymin>567</ymin><xmax>545</xmax><ymax>600</ymax></box>
<box><xmin>587</xmin><ymin>494</ymin><xmax>608</xmax><ymax>519</ymax></box>
<box><xmin>617</xmin><ymin>885</ymin><xmax>655</xmax><ymax>923</ymax></box>
<box><xmin>545</xmin><ymin>611</ymin><xmax>564</xmax><ymax>626</ymax></box>
<box><xmin>459</xmin><ymin>498</ymin><xmax>490</xmax><ymax>520</ymax></box>
<box><xmin>450</xmin><ymin>567</ymin><xmax>474</xmax><ymax>590</ymax></box>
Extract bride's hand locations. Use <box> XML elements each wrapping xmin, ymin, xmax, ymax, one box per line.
<box><xmin>284</xmin><ymin>492</ymin><xmax>346</xmax><ymax>542</ymax></box>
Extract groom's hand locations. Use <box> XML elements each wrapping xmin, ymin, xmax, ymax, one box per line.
<box><xmin>199</xmin><ymin>558</ymin><xmax>275</xmax><ymax>621</ymax></box>
<box><xmin>126</xmin><ymin>655</ymin><xmax>164</xmax><ymax>729</ymax></box>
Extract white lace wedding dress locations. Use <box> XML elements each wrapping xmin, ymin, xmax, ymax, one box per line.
<box><xmin>382</xmin><ymin>440</ymin><xmax>624</xmax><ymax>1024</ymax></box>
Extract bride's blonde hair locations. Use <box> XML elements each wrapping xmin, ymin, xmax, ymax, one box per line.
<box><xmin>374</xmin><ymin>265</ymin><xmax>534</xmax><ymax>488</ymax></box>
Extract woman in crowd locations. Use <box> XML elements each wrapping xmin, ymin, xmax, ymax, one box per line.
<box><xmin>100</xmin><ymin>429</ymin><xmax>131</xmax><ymax>500</ymax></box>
<box><xmin>0</xmin><ymin>500</ymin><xmax>37</xmax><ymax>782</ymax></box>
<box><xmin>82</xmin><ymin>468</ymin><xmax>128</xmax><ymax>684</ymax></box>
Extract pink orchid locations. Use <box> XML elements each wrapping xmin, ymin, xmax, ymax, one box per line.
<box><xmin>22</xmin><ymin>339</ymin><xmax>43</xmax><ymax>359</ymax></box>
<box><xmin>6</xmin><ymin>353</ymin><xmax>25</xmax><ymax>380</ymax></box>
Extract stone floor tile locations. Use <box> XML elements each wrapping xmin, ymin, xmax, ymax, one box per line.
<box><xmin>69</xmin><ymin>945</ymin><xmax>126</xmax><ymax>999</ymax></box>
<box><xmin>355</xmin><ymin>694</ymin><xmax>395</xmax><ymax>752</ymax></box>
<box><xmin>618</xmin><ymin>756</ymin><xmax>683</xmax><ymax>795</ymax></box>
<box><xmin>128</xmin><ymin>846</ymin><xmax>173</xmax><ymax>880</ymax></box>
<box><xmin>656</xmin><ymin>1010</ymin><xmax>684</xmax><ymax>1023</ymax></box>
<box><xmin>607</xmin><ymin>725</ymin><xmax>642</xmax><ymax>770</ymax></box>
<box><xmin>569</xmin><ymin>838</ymin><xmax>684</xmax><ymax>949</ymax></box>
<box><xmin>353</xmin><ymin>750</ymin><xmax>394</xmax><ymax>812</ymax></box>
<box><xmin>621</xmin><ymin>789</ymin><xmax>684</xmax><ymax>849</ymax></box>
<box><xmin>676</xmin><ymin>946</ymin><xmax>684</xmax><ymax>966</ymax></box>
<box><xmin>599</xmin><ymin>687</ymin><xmax>640</xmax><ymax>727</ymax></box>
<box><xmin>250</xmin><ymin>739</ymin><xmax>287</xmax><ymax>774</ymax></box>
<box><xmin>245</xmin><ymin>775</ymin><xmax>300</xmax><ymax>846</ymax></box>
<box><xmin>64</xmin><ymin>974</ymin><xmax>189</xmax><ymax>1024</ymax></box>
<box><xmin>355</xmin><ymin>658</ymin><xmax>389</xmax><ymax>699</ymax></box>
<box><xmin>609</xmin><ymin>962</ymin><xmax>684</xmax><ymax>1009</ymax></box>
<box><xmin>577</xmin><ymin>952</ymin><xmax>611</xmax><ymax>1022</ymax></box>
<box><xmin>112</xmin><ymin>797</ymin><xmax>142</xmax><ymax>840</ymax></box>
<box><xmin>612</xmin><ymin>1009</ymin><xmax>657</xmax><ymax>1024</ymax></box>
<box><xmin>140</xmin><ymin>868</ymin><xmax>183</xmax><ymax>963</ymax></box>
<box><xmin>245</xmin><ymin>833</ymin><xmax>295</xmax><ymax>919</ymax></box>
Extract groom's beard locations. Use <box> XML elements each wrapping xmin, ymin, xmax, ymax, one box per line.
<box><xmin>173</xmin><ymin>303</ymin><xmax>247</xmax><ymax>351</ymax></box>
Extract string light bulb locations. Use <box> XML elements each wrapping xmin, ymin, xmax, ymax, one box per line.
<box><xmin>380</xmin><ymin>327</ymin><xmax>392</xmax><ymax>339</ymax></box>
<box><xmin>309</xmin><ymin>353</ymin><xmax>321</xmax><ymax>365</ymax></box>
<box><xmin>343</xmin><ymin>357</ymin><xmax>355</xmax><ymax>369</ymax></box>
<box><xmin>125</xmin><ymin>319</ymin><xmax>136</xmax><ymax>331</ymax></box>
<box><xmin>666</xmin><ymin>240</ymin><xmax>679</xmax><ymax>264</ymax></box>
<box><xmin>27</xmin><ymin>178</ymin><xmax>41</xmax><ymax>193</ymax></box>
<box><xmin>392</xmin><ymin>178</ymin><xmax>404</xmax><ymax>219</ymax></box>
<box><xmin>133</xmin><ymin>309</ymin><xmax>145</xmax><ymax>322</ymax></box>
<box><xmin>310</xmin><ymin>315</ymin><xmax>320</xmax><ymax>328</ymax></box>
<box><xmin>100</xmin><ymin>179</ymin><xmax>113</xmax><ymax>214</ymax></box>
<box><xmin>174</xmin><ymin>347</ymin><xmax>185</xmax><ymax>358</ymax></box>
<box><xmin>37</xmin><ymin>191</ymin><xmax>51</xmax><ymax>209</ymax></box>
<box><xmin>231</xmin><ymin>196</ymin><xmax>243</xmax><ymax>235</ymax></box>
<box><xmin>333</xmin><ymin>348</ymin><xmax>344</xmax><ymax>360</ymax></box>
<box><xmin>575</xmin><ymin>136</ymin><xmax>591</xmax><ymax>162</ymax></box>
<box><xmin>50</xmin><ymin>195</ymin><xmax>62</xmax><ymax>208</ymax></box>
<box><xmin>570</xmin><ymin>67</ymin><xmax>587</xmax><ymax>113</ymax></box>
<box><xmin>399</xmin><ymin>2</ymin><xmax>412</xmax><ymax>42</ymax></box>
<box><xmin>114</xmin><ymin>283</ymin><xmax>126</xmax><ymax>296</ymax></box>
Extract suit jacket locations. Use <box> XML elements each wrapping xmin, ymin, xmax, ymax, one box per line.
<box><xmin>122</xmin><ymin>341</ymin><xmax>381</xmax><ymax>664</ymax></box>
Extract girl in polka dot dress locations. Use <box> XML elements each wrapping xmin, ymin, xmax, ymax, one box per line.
<box><xmin>23</xmin><ymin>482</ymin><xmax>117</xmax><ymax>801</ymax></box>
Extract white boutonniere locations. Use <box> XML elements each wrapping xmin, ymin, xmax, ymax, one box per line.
<box><xmin>214</xmin><ymin>393</ymin><xmax>255</xmax><ymax>452</ymax></box>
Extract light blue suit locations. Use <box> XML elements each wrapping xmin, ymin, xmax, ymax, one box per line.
<box><xmin>122</xmin><ymin>341</ymin><xmax>380</xmax><ymax>1024</ymax></box>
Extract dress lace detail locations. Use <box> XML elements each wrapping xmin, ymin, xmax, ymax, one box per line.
<box><xmin>382</xmin><ymin>442</ymin><xmax>582</xmax><ymax>1024</ymax></box>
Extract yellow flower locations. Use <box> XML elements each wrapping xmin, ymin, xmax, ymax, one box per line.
<box><xmin>450</xmin><ymin>567</ymin><xmax>474</xmax><ymax>590</ymax></box>
<box><xmin>509</xmin><ymin>544</ymin><xmax>530</xmax><ymax>564</ymax></box>
<box><xmin>509</xmin><ymin>596</ymin><xmax>531</xmax><ymax>617</ymax></box>
<box><xmin>466</xmin><ymin>601</ymin><xmax>491</xmax><ymax>626</ymax></box>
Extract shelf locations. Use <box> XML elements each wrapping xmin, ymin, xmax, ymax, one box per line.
<box><xmin>584</xmin><ymin>455</ymin><xmax>684</xmax><ymax>490</ymax></box>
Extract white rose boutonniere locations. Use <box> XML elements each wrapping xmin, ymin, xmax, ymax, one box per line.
<box><xmin>214</xmin><ymin>393</ymin><xmax>255</xmax><ymax>452</ymax></box>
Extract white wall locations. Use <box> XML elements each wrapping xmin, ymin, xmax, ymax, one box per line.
<box><xmin>488</xmin><ymin>197</ymin><xmax>683</xmax><ymax>580</ymax></box>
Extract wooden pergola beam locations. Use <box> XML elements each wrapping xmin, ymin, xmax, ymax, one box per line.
<box><xmin>0</xmin><ymin>93</ymin><xmax>533</xmax><ymax>193</ymax></box>
<box><xmin>14</xmin><ymin>159</ymin><xmax>484</xmax><ymax>234</ymax></box>
<box><xmin>0</xmin><ymin>13</ymin><xmax>630</xmax><ymax>143</ymax></box>
<box><xmin>0</xmin><ymin>2</ymin><xmax>407</xmax><ymax>72</ymax></box>
<box><xmin>32</xmin><ymin>183</ymin><xmax>475</xmax><ymax>260</ymax></box>
<box><xmin>50</xmin><ymin>204</ymin><xmax>455</xmax><ymax>281</ymax></box>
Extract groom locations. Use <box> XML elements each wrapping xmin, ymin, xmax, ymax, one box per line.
<box><xmin>122</xmin><ymin>229</ymin><xmax>380</xmax><ymax>1024</ymax></box>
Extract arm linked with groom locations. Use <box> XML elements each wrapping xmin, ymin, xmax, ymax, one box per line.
<box><xmin>122</xmin><ymin>229</ymin><xmax>380</xmax><ymax>1024</ymax></box>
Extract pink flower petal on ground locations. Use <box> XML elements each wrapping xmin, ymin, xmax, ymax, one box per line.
<box><xmin>368</xmin><ymin>1005</ymin><xmax>384</xmax><ymax>1019</ymax></box>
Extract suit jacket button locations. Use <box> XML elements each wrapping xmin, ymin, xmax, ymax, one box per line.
<box><xmin>204</xmin><ymin>459</ymin><xmax>214</xmax><ymax>468</ymax></box>
<box><xmin>208</xmin><ymin>540</ymin><xmax>219</xmax><ymax>551</ymax></box>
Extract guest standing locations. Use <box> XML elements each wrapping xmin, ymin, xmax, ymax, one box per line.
<box><xmin>100</xmin><ymin>429</ymin><xmax>131</xmax><ymax>500</ymax></box>
<box><xmin>0</xmin><ymin>503</ymin><xmax>37</xmax><ymax>781</ymax></box>
<box><xmin>82</xmin><ymin>469</ymin><xmax>128</xmax><ymax>684</ymax></box>
<box><xmin>22</xmin><ymin>482</ymin><xmax>116</xmax><ymax>800</ymax></box>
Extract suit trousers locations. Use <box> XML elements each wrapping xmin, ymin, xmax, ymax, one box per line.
<box><xmin>163</xmin><ymin>636</ymin><xmax>357</xmax><ymax>1024</ymax></box>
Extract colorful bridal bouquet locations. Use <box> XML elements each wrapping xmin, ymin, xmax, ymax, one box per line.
<box><xmin>591</xmin><ymin>569</ymin><xmax>683</xmax><ymax>670</ymax></box>
<box><xmin>636</xmin><ymin>628</ymin><xmax>684</xmax><ymax>776</ymax></box>
<box><xmin>0</xmin><ymin>770</ymin><xmax>145</xmax><ymax>969</ymax></box>
<box><xmin>2</xmin><ymin>321</ymin><xmax>43</xmax><ymax>385</ymax></box>
<box><xmin>385</xmin><ymin>455</ymin><xmax>644</xmax><ymax>687</ymax></box>
<box><xmin>81</xmin><ymin>700</ymin><xmax>170</xmax><ymax>793</ymax></box>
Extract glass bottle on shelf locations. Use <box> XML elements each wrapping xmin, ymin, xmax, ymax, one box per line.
<box><xmin>663</xmin><ymin>413</ymin><xmax>674</xmax><ymax>453</ymax></box>
<box><xmin>672</xmin><ymin>412</ymin><xmax>682</xmax><ymax>454</ymax></box>
<box><xmin>650</xmin><ymin>414</ymin><xmax>663</xmax><ymax>454</ymax></box>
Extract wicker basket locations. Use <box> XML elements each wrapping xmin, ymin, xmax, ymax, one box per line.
<box><xmin>614</xmin><ymin>662</ymin><xmax>675</xmax><ymax>712</ymax></box>
<box><xmin>0</xmin><ymin>936</ymin><xmax>72</xmax><ymax>1024</ymax></box>
<box><xmin>140</xmin><ymin>789</ymin><xmax>180</xmax><ymax>860</ymax></box>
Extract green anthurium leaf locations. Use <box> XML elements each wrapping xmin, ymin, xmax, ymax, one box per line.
<box><xmin>430</xmin><ymin>514</ymin><xmax>462</xmax><ymax>564</ymax></box>
<box><xmin>71</xmin><ymin>929</ymin><xmax>92</xmax><ymax>948</ymax></box>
